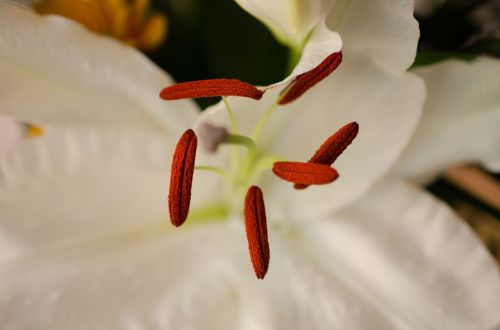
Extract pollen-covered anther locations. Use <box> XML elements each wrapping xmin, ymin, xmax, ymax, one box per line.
<box><xmin>272</xmin><ymin>161</ymin><xmax>339</xmax><ymax>185</ymax></box>
<box><xmin>160</xmin><ymin>78</ymin><xmax>264</xmax><ymax>100</ymax></box>
<box><xmin>168</xmin><ymin>129</ymin><xmax>197</xmax><ymax>227</ymax></box>
<box><xmin>244</xmin><ymin>186</ymin><xmax>270</xmax><ymax>279</ymax></box>
<box><xmin>295</xmin><ymin>121</ymin><xmax>359</xmax><ymax>190</ymax></box>
<box><xmin>279</xmin><ymin>51</ymin><xmax>342</xmax><ymax>105</ymax></box>
<box><xmin>198</xmin><ymin>122</ymin><xmax>229</xmax><ymax>153</ymax></box>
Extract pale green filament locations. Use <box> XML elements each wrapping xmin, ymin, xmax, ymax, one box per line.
<box><xmin>186</xmin><ymin>202</ymin><xmax>229</xmax><ymax>224</ymax></box>
<box><xmin>191</xmin><ymin>93</ymin><xmax>287</xmax><ymax>222</ymax></box>
<box><xmin>223</xmin><ymin>97</ymin><xmax>241</xmax><ymax>177</ymax></box>
<box><xmin>222</xmin><ymin>97</ymin><xmax>237</xmax><ymax>134</ymax></box>
<box><xmin>251</xmin><ymin>97</ymin><xmax>281</xmax><ymax>143</ymax></box>
<box><xmin>194</xmin><ymin>166</ymin><xmax>228</xmax><ymax>178</ymax></box>
<box><xmin>224</xmin><ymin>134</ymin><xmax>257</xmax><ymax>187</ymax></box>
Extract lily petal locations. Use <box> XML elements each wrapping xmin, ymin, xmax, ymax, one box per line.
<box><xmin>236</xmin><ymin>0</ymin><xmax>418</xmax><ymax>74</ymax></box>
<box><xmin>2</xmin><ymin>133</ymin><xmax>497</xmax><ymax>329</ymax></box>
<box><xmin>234</xmin><ymin>0</ymin><xmax>332</xmax><ymax>49</ymax></box>
<box><xmin>326</xmin><ymin>0</ymin><xmax>419</xmax><ymax>73</ymax></box>
<box><xmin>263</xmin><ymin>178</ymin><xmax>500</xmax><ymax>329</ymax></box>
<box><xmin>0</xmin><ymin>3</ymin><xmax>197</xmax><ymax>134</ymax></box>
<box><xmin>280</xmin><ymin>20</ymin><xmax>342</xmax><ymax>90</ymax></box>
<box><xmin>0</xmin><ymin>116</ymin><xmax>24</xmax><ymax>155</ymax></box>
<box><xmin>0</xmin><ymin>128</ymin><xmax>175</xmax><ymax>260</ymax></box>
<box><xmin>196</xmin><ymin>59</ymin><xmax>425</xmax><ymax>219</ymax></box>
<box><xmin>0</xmin><ymin>221</ymin><xmax>253</xmax><ymax>329</ymax></box>
<box><xmin>396</xmin><ymin>57</ymin><xmax>500</xmax><ymax>183</ymax></box>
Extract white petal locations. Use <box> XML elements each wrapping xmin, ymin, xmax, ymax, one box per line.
<box><xmin>0</xmin><ymin>128</ymin><xmax>176</xmax><ymax>261</ymax></box>
<box><xmin>234</xmin><ymin>0</ymin><xmax>332</xmax><ymax>49</ymax></box>
<box><xmin>263</xmin><ymin>178</ymin><xmax>500</xmax><ymax>330</ymax></box>
<box><xmin>0</xmin><ymin>3</ymin><xmax>198</xmax><ymax>134</ymax></box>
<box><xmin>396</xmin><ymin>57</ymin><xmax>500</xmax><ymax>183</ymax></box>
<box><xmin>260</xmin><ymin>19</ymin><xmax>342</xmax><ymax>90</ymax></box>
<box><xmin>0</xmin><ymin>222</ymin><xmax>256</xmax><ymax>330</ymax></box>
<box><xmin>326</xmin><ymin>0</ymin><xmax>419</xmax><ymax>73</ymax></box>
<box><xmin>0</xmin><ymin>116</ymin><xmax>24</xmax><ymax>155</ymax></box>
<box><xmin>285</xmin><ymin>19</ymin><xmax>342</xmax><ymax>81</ymax></box>
<box><xmin>236</xmin><ymin>0</ymin><xmax>418</xmax><ymax>74</ymax></box>
<box><xmin>196</xmin><ymin>59</ymin><xmax>425</xmax><ymax>218</ymax></box>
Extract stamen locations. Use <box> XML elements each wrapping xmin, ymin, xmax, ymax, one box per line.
<box><xmin>198</xmin><ymin>123</ymin><xmax>229</xmax><ymax>153</ymax></box>
<box><xmin>272</xmin><ymin>161</ymin><xmax>339</xmax><ymax>185</ymax></box>
<box><xmin>160</xmin><ymin>79</ymin><xmax>264</xmax><ymax>100</ymax></box>
<box><xmin>295</xmin><ymin>121</ymin><xmax>358</xmax><ymax>189</ymax></box>
<box><xmin>244</xmin><ymin>186</ymin><xmax>270</xmax><ymax>279</ymax></box>
<box><xmin>279</xmin><ymin>52</ymin><xmax>342</xmax><ymax>105</ymax></box>
<box><xmin>306</xmin><ymin>122</ymin><xmax>359</xmax><ymax>165</ymax></box>
<box><xmin>168</xmin><ymin>129</ymin><xmax>197</xmax><ymax>227</ymax></box>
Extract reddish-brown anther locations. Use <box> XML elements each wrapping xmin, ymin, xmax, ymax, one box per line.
<box><xmin>244</xmin><ymin>186</ymin><xmax>270</xmax><ymax>279</ymax></box>
<box><xmin>279</xmin><ymin>51</ymin><xmax>342</xmax><ymax>105</ymax></box>
<box><xmin>168</xmin><ymin>129</ymin><xmax>197</xmax><ymax>226</ymax></box>
<box><xmin>295</xmin><ymin>121</ymin><xmax>358</xmax><ymax>189</ymax></box>
<box><xmin>272</xmin><ymin>161</ymin><xmax>339</xmax><ymax>185</ymax></box>
<box><xmin>160</xmin><ymin>79</ymin><xmax>264</xmax><ymax>100</ymax></box>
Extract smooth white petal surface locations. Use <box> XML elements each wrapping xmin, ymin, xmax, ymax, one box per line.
<box><xmin>195</xmin><ymin>59</ymin><xmax>425</xmax><ymax>219</ymax></box>
<box><xmin>0</xmin><ymin>128</ymin><xmax>176</xmax><ymax>261</ymax></box>
<box><xmin>234</xmin><ymin>0</ymin><xmax>332</xmax><ymax>49</ymax></box>
<box><xmin>0</xmin><ymin>221</ymin><xmax>255</xmax><ymax>330</ymax></box>
<box><xmin>263</xmin><ymin>178</ymin><xmax>500</xmax><ymax>330</ymax></box>
<box><xmin>0</xmin><ymin>116</ymin><xmax>23</xmax><ymax>155</ymax></box>
<box><xmin>0</xmin><ymin>3</ymin><xmax>197</xmax><ymax>134</ymax></box>
<box><xmin>326</xmin><ymin>0</ymin><xmax>419</xmax><ymax>74</ymax></box>
<box><xmin>397</xmin><ymin>58</ymin><xmax>500</xmax><ymax>183</ymax></box>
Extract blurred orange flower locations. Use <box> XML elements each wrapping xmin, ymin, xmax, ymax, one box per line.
<box><xmin>36</xmin><ymin>0</ymin><xmax>167</xmax><ymax>51</ymax></box>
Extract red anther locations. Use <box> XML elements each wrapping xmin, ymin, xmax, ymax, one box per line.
<box><xmin>160</xmin><ymin>79</ymin><xmax>264</xmax><ymax>100</ymax></box>
<box><xmin>244</xmin><ymin>186</ymin><xmax>270</xmax><ymax>279</ymax></box>
<box><xmin>272</xmin><ymin>161</ymin><xmax>339</xmax><ymax>185</ymax></box>
<box><xmin>279</xmin><ymin>52</ymin><xmax>342</xmax><ymax>105</ymax></box>
<box><xmin>307</xmin><ymin>122</ymin><xmax>359</xmax><ymax>165</ymax></box>
<box><xmin>168</xmin><ymin>129</ymin><xmax>197</xmax><ymax>226</ymax></box>
<box><xmin>295</xmin><ymin>122</ymin><xmax>358</xmax><ymax>189</ymax></box>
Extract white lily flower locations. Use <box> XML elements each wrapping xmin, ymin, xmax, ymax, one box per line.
<box><xmin>0</xmin><ymin>3</ymin><xmax>499</xmax><ymax>330</ymax></box>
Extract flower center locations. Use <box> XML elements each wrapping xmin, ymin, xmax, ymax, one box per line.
<box><xmin>162</xmin><ymin>51</ymin><xmax>356</xmax><ymax>279</ymax></box>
